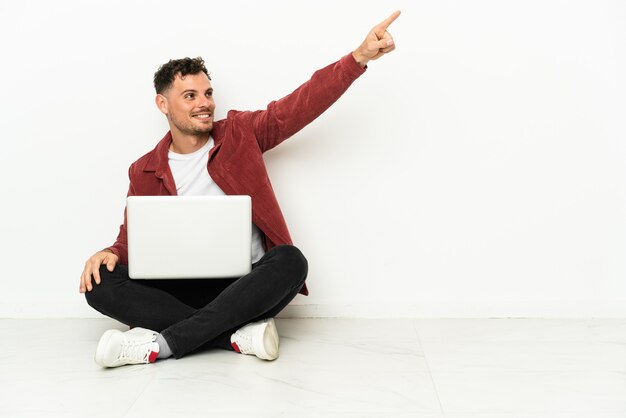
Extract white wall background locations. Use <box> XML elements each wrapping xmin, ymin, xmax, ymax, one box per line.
<box><xmin>0</xmin><ymin>0</ymin><xmax>624</xmax><ymax>318</ymax></box>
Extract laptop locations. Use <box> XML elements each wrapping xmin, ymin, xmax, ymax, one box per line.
<box><xmin>126</xmin><ymin>195</ymin><xmax>252</xmax><ymax>279</ymax></box>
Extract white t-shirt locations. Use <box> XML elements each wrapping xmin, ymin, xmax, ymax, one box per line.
<box><xmin>168</xmin><ymin>137</ymin><xmax>266</xmax><ymax>264</ymax></box>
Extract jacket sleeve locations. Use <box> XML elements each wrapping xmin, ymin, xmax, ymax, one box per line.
<box><xmin>249</xmin><ymin>53</ymin><xmax>366</xmax><ymax>153</ymax></box>
<box><xmin>105</xmin><ymin>164</ymin><xmax>136</xmax><ymax>265</ymax></box>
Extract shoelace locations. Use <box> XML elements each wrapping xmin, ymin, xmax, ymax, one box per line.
<box><xmin>119</xmin><ymin>335</ymin><xmax>155</xmax><ymax>363</ymax></box>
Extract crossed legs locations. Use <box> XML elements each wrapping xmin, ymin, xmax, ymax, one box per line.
<box><xmin>85</xmin><ymin>245</ymin><xmax>308</xmax><ymax>359</ymax></box>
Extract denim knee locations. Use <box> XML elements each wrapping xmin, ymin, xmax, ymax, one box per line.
<box><xmin>84</xmin><ymin>265</ymin><xmax>119</xmax><ymax>311</ymax></box>
<box><xmin>273</xmin><ymin>244</ymin><xmax>308</xmax><ymax>285</ymax></box>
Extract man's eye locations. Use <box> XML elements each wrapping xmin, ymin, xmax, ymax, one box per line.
<box><xmin>185</xmin><ymin>93</ymin><xmax>194</xmax><ymax>99</ymax></box>
<box><xmin>206</xmin><ymin>92</ymin><xmax>213</xmax><ymax>97</ymax></box>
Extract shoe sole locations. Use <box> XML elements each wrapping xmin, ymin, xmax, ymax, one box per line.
<box><xmin>258</xmin><ymin>318</ymin><xmax>279</xmax><ymax>361</ymax></box>
<box><xmin>94</xmin><ymin>329</ymin><xmax>119</xmax><ymax>367</ymax></box>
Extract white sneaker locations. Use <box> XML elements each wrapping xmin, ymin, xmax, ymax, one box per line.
<box><xmin>95</xmin><ymin>327</ymin><xmax>160</xmax><ymax>368</ymax></box>
<box><xmin>230</xmin><ymin>318</ymin><xmax>279</xmax><ymax>361</ymax></box>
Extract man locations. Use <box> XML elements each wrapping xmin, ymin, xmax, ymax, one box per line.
<box><xmin>80</xmin><ymin>11</ymin><xmax>400</xmax><ymax>368</ymax></box>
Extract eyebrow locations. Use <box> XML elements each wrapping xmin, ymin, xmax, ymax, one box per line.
<box><xmin>180</xmin><ymin>88</ymin><xmax>213</xmax><ymax>96</ymax></box>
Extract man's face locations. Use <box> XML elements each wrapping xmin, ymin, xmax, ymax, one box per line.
<box><xmin>157</xmin><ymin>72</ymin><xmax>215</xmax><ymax>137</ymax></box>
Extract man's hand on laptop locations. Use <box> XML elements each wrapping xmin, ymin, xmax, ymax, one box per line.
<box><xmin>79</xmin><ymin>250</ymin><xmax>119</xmax><ymax>293</ymax></box>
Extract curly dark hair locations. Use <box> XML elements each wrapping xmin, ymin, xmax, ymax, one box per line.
<box><xmin>153</xmin><ymin>57</ymin><xmax>211</xmax><ymax>94</ymax></box>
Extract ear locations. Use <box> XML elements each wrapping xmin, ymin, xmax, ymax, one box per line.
<box><xmin>155</xmin><ymin>94</ymin><xmax>168</xmax><ymax>115</ymax></box>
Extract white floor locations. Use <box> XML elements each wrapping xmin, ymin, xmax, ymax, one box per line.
<box><xmin>1</xmin><ymin>318</ymin><xmax>625</xmax><ymax>418</ymax></box>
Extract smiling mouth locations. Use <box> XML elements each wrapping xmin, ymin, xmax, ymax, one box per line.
<box><xmin>192</xmin><ymin>113</ymin><xmax>212</xmax><ymax>119</ymax></box>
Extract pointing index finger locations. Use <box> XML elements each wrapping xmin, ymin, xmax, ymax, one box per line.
<box><xmin>377</xmin><ymin>10</ymin><xmax>401</xmax><ymax>31</ymax></box>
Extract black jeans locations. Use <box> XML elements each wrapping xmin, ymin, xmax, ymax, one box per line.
<box><xmin>85</xmin><ymin>244</ymin><xmax>308</xmax><ymax>358</ymax></box>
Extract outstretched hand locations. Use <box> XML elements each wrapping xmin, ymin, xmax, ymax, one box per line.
<box><xmin>352</xmin><ymin>10</ymin><xmax>401</xmax><ymax>68</ymax></box>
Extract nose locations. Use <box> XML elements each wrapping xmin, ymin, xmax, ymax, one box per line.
<box><xmin>199</xmin><ymin>95</ymin><xmax>214</xmax><ymax>110</ymax></box>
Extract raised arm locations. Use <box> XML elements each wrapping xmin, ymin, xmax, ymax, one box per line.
<box><xmin>249</xmin><ymin>11</ymin><xmax>401</xmax><ymax>152</ymax></box>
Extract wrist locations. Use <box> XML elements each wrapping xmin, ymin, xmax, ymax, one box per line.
<box><xmin>351</xmin><ymin>51</ymin><xmax>369</xmax><ymax>68</ymax></box>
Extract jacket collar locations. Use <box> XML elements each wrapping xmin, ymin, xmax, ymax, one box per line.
<box><xmin>143</xmin><ymin>120</ymin><xmax>225</xmax><ymax>174</ymax></box>
<box><xmin>144</xmin><ymin>131</ymin><xmax>172</xmax><ymax>173</ymax></box>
